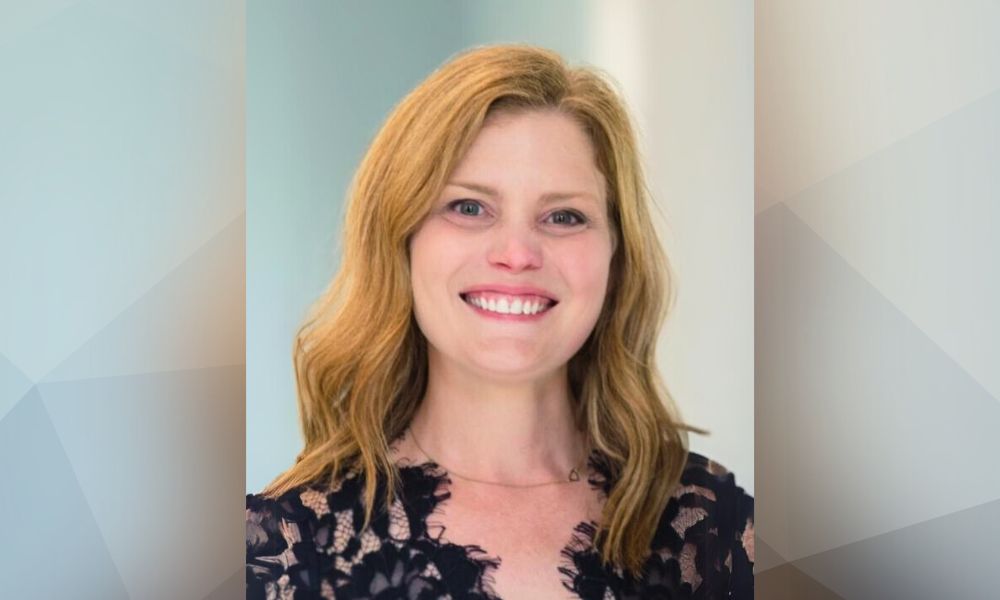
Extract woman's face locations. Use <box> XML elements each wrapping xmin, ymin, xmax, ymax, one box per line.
<box><xmin>409</xmin><ymin>109</ymin><xmax>614</xmax><ymax>381</ymax></box>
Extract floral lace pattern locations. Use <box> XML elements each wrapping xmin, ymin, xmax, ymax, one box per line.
<box><xmin>246</xmin><ymin>451</ymin><xmax>754</xmax><ymax>599</ymax></box>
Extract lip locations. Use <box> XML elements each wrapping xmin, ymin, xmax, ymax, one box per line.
<box><xmin>458</xmin><ymin>284</ymin><xmax>558</xmax><ymax>301</ymax></box>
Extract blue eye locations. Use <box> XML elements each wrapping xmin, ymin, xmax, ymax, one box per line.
<box><xmin>449</xmin><ymin>199</ymin><xmax>484</xmax><ymax>217</ymax></box>
<box><xmin>547</xmin><ymin>210</ymin><xmax>587</xmax><ymax>226</ymax></box>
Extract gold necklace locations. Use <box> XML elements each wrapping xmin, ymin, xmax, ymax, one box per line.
<box><xmin>406</xmin><ymin>426</ymin><xmax>588</xmax><ymax>488</ymax></box>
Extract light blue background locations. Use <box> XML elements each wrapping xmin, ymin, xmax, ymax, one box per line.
<box><xmin>1</xmin><ymin>1</ymin><xmax>245</xmax><ymax>597</ymax></box>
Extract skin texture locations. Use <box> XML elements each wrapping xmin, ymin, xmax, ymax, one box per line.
<box><xmin>402</xmin><ymin>109</ymin><xmax>614</xmax><ymax>598</ymax></box>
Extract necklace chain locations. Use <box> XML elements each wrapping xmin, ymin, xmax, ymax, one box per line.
<box><xmin>405</xmin><ymin>426</ymin><xmax>588</xmax><ymax>488</ymax></box>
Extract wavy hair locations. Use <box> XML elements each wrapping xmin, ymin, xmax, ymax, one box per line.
<box><xmin>262</xmin><ymin>44</ymin><xmax>701</xmax><ymax>576</ymax></box>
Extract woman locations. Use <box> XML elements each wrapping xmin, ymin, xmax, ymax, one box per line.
<box><xmin>247</xmin><ymin>44</ymin><xmax>753</xmax><ymax>599</ymax></box>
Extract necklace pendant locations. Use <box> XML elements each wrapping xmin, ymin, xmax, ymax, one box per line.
<box><xmin>569</xmin><ymin>468</ymin><xmax>580</xmax><ymax>481</ymax></box>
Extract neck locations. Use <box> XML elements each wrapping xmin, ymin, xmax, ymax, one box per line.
<box><xmin>406</xmin><ymin>351</ymin><xmax>587</xmax><ymax>484</ymax></box>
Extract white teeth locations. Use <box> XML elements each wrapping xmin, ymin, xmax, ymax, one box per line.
<box><xmin>463</xmin><ymin>294</ymin><xmax>550</xmax><ymax>316</ymax></box>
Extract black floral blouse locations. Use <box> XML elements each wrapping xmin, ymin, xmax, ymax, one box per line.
<box><xmin>246</xmin><ymin>450</ymin><xmax>754</xmax><ymax>599</ymax></box>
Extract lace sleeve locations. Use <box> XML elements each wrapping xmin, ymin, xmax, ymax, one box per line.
<box><xmin>728</xmin><ymin>481</ymin><xmax>755</xmax><ymax>598</ymax></box>
<box><xmin>246</xmin><ymin>493</ymin><xmax>319</xmax><ymax>599</ymax></box>
<box><xmin>642</xmin><ymin>453</ymin><xmax>754</xmax><ymax>599</ymax></box>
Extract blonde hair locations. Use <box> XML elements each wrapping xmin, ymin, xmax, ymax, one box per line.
<box><xmin>263</xmin><ymin>44</ymin><xmax>700</xmax><ymax>576</ymax></box>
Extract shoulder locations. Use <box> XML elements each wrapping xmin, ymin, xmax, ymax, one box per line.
<box><xmin>645</xmin><ymin>451</ymin><xmax>754</xmax><ymax>597</ymax></box>
<box><xmin>245</xmin><ymin>472</ymin><xmax>368</xmax><ymax>598</ymax></box>
<box><xmin>669</xmin><ymin>450</ymin><xmax>754</xmax><ymax>549</ymax></box>
<box><xmin>675</xmin><ymin>451</ymin><xmax>753</xmax><ymax>509</ymax></box>
<box><xmin>245</xmin><ymin>485</ymin><xmax>334</xmax><ymax>554</ymax></box>
<box><xmin>245</xmin><ymin>488</ymin><xmax>325</xmax><ymax>598</ymax></box>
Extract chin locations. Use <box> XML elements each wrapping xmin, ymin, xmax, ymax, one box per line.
<box><xmin>463</xmin><ymin>353</ymin><xmax>560</xmax><ymax>383</ymax></box>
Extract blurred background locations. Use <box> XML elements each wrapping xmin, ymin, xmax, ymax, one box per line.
<box><xmin>246</xmin><ymin>1</ymin><xmax>755</xmax><ymax>499</ymax></box>
<box><xmin>756</xmin><ymin>0</ymin><xmax>1000</xmax><ymax>597</ymax></box>
<box><xmin>0</xmin><ymin>1</ymin><xmax>245</xmax><ymax>598</ymax></box>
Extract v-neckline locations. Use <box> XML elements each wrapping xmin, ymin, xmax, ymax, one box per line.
<box><xmin>393</xmin><ymin>451</ymin><xmax>616</xmax><ymax>599</ymax></box>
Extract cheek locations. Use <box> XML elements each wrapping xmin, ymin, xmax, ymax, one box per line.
<box><xmin>409</xmin><ymin>223</ymin><xmax>467</xmax><ymax>300</ymax></box>
<box><xmin>556</xmin><ymin>238</ymin><xmax>613</xmax><ymax>314</ymax></box>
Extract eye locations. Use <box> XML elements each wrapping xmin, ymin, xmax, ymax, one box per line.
<box><xmin>546</xmin><ymin>210</ymin><xmax>588</xmax><ymax>227</ymax></box>
<box><xmin>447</xmin><ymin>199</ymin><xmax>485</xmax><ymax>217</ymax></box>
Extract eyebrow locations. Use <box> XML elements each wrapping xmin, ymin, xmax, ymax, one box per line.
<box><xmin>447</xmin><ymin>181</ymin><xmax>601</xmax><ymax>205</ymax></box>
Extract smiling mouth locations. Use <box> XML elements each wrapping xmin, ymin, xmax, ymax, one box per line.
<box><xmin>459</xmin><ymin>293</ymin><xmax>558</xmax><ymax>316</ymax></box>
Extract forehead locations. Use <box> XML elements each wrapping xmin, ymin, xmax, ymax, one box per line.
<box><xmin>447</xmin><ymin>110</ymin><xmax>606</xmax><ymax>201</ymax></box>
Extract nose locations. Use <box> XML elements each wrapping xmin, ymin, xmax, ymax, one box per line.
<box><xmin>486</xmin><ymin>224</ymin><xmax>543</xmax><ymax>272</ymax></box>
